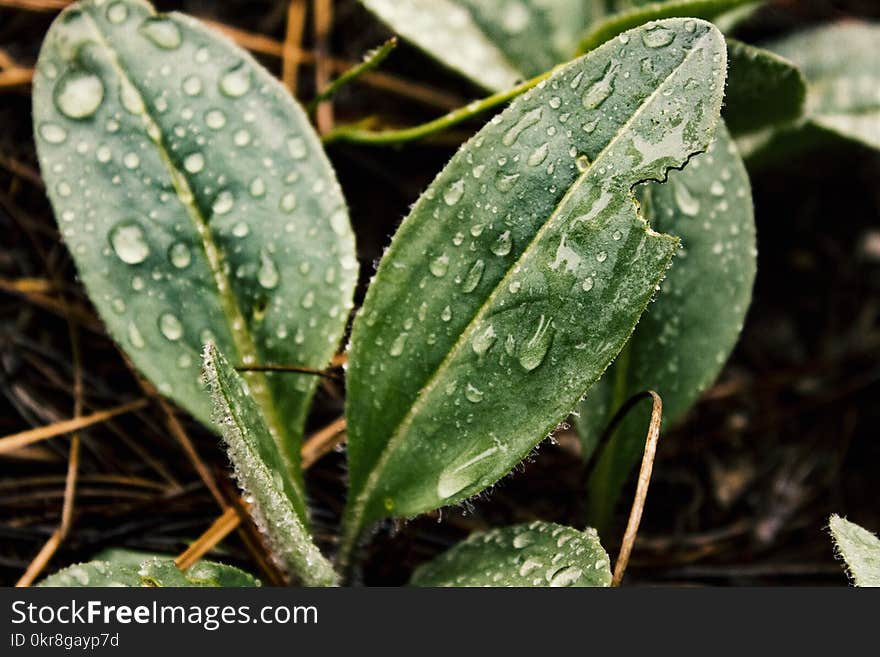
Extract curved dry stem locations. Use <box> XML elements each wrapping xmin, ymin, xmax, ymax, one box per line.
<box><xmin>602</xmin><ymin>390</ymin><xmax>663</xmax><ymax>587</ymax></box>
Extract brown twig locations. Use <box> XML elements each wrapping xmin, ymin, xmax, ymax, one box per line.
<box><xmin>611</xmin><ymin>391</ymin><xmax>663</xmax><ymax>587</ymax></box>
<box><xmin>234</xmin><ymin>363</ymin><xmax>343</xmax><ymax>382</ymax></box>
<box><xmin>312</xmin><ymin>0</ymin><xmax>335</xmax><ymax>134</ymax></box>
<box><xmin>301</xmin><ymin>416</ymin><xmax>346</xmax><ymax>469</ymax></box>
<box><xmin>0</xmin><ymin>67</ymin><xmax>34</xmax><ymax>89</ymax></box>
<box><xmin>0</xmin><ymin>0</ymin><xmax>69</xmax><ymax>10</ymax></box>
<box><xmin>174</xmin><ymin>507</ymin><xmax>241</xmax><ymax>571</ymax></box>
<box><xmin>281</xmin><ymin>0</ymin><xmax>307</xmax><ymax>93</ymax></box>
<box><xmin>0</xmin><ymin>398</ymin><xmax>149</xmax><ymax>454</ymax></box>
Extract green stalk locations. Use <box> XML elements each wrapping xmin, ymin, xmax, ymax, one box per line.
<box><xmin>322</xmin><ymin>68</ymin><xmax>554</xmax><ymax>146</ymax></box>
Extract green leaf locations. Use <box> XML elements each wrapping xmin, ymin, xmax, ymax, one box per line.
<box><xmin>576</xmin><ymin>0</ymin><xmax>756</xmax><ymax>54</ymax></box>
<box><xmin>723</xmin><ymin>38</ymin><xmax>806</xmax><ymax>135</ymax></box>
<box><xmin>410</xmin><ymin>522</ymin><xmax>612</xmax><ymax>587</ymax></box>
<box><xmin>32</xmin><ymin>0</ymin><xmax>357</xmax><ymax>486</ymax></box>
<box><xmin>763</xmin><ymin>21</ymin><xmax>880</xmax><ymax>151</ymax></box>
<box><xmin>829</xmin><ymin>515</ymin><xmax>880</xmax><ymax>588</ymax></box>
<box><xmin>579</xmin><ymin>124</ymin><xmax>755</xmax><ymax>529</ymax></box>
<box><xmin>38</xmin><ymin>557</ymin><xmax>260</xmax><ymax>587</ymax></box>
<box><xmin>358</xmin><ymin>0</ymin><xmax>524</xmax><ymax>92</ymax></box>
<box><xmin>203</xmin><ymin>343</ymin><xmax>339</xmax><ymax>586</ymax></box>
<box><xmin>341</xmin><ymin>19</ymin><xmax>727</xmax><ymax>561</ymax></box>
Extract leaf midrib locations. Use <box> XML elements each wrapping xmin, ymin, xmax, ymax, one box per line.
<box><xmin>345</xmin><ymin>29</ymin><xmax>716</xmax><ymax>544</ymax></box>
<box><xmin>79</xmin><ymin>7</ymin><xmax>302</xmax><ymax>491</ymax></box>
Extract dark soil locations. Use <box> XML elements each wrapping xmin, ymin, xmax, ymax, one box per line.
<box><xmin>1</xmin><ymin>0</ymin><xmax>878</xmax><ymax>586</ymax></box>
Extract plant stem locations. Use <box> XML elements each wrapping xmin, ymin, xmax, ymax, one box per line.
<box><xmin>322</xmin><ymin>68</ymin><xmax>554</xmax><ymax>146</ymax></box>
<box><xmin>307</xmin><ymin>37</ymin><xmax>397</xmax><ymax>112</ymax></box>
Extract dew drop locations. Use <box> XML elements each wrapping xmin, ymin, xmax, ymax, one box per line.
<box><xmin>212</xmin><ymin>190</ymin><xmax>234</xmax><ymax>215</ymax></box>
<box><xmin>287</xmin><ymin>136</ymin><xmax>307</xmax><ymax>159</ymax></box>
<box><xmin>158</xmin><ymin>313</ymin><xmax>183</xmax><ymax>341</ymax></box>
<box><xmin>513</xmin><ymin>532</ymin><xmax>534</xmax><ymax>549</ymax></box>
<box><xmin>279</xmin><ymin>192</ymin><xmax>297</xmax><ymax>213</ymax></box>
<box><xmin>673</xmin><ymin>181</ymin><xmax>700</xmax><ymax>216</ymax></box>
<box><xmin>462</xmin><ymin>259</ymin><xmax>485</xmax><ymax>293</ymax></box>
<box><xmin>576</xmin><ymin>154</ymin><xmax>591</xmax><ymax>172</ymax></box>
<box><xmin>249</xmin><ymin>177</ymin><xmax>266</xmax><ymax>198</ymax></box>
<box><xmin>443</xmin><ymin>179</ymin><xmax>465</xmax><ymax>206</ymax></box>
<box><xmin>140</xmin><ymin>17</ymin><xmax>182</xmax><ymax>50</ymax></box>
<box><xmin>549</xmin><ymin>565</ymin><xmax>583</xmax><ymax>587</ymax></box>
<box><xmin>582</xmin><ymin>276</ymin><xmax>594</xmax><ymax>292</ymax></box>
<box><xmin>527</xmin><ymin>142</ymin><xmax>550</xmax><ymax>167</ymax></box>
<box><xmin>182</xmin><ymin>75</ymin><xmax>202</xmax><ymax>96</ymax></box>
<box><xmin>582</xmin><ymin>62</ymin><xmax>618</xmax><ymax>109</ymax></box>
<box><xmin>471</xmin><ymin>324</ymin><xmax>496</xmax><ymax>356</ymax></box>
<box><xmin>389</xmin><ymin>333</ymin><xmax>408</xmax><ymax>357</ymax></box>
<box><xmin>519</xmin><ymin>558</ymin><xmax>541</xmax><ymax>577</ymax></box>
<box><xmin>301</xmin><ymin>290</ymin><xmax>315</xmax><ymax>308</ymax></box>
<box><xmin>328</xmin><ymin>210</ymin><xmax>348</xmax><ymax>237</ymax></box>
<box><xmin>491</xmin><ymin>231</ymin><xmax>512</xmax><ymax>256</ymax></box>
<box><xmin>596</xmin><ymin>250</ymin><xmax>608</xmax><ymax>263</ymax></box>
<box><xmin>430</xmin><ymin>254</ymin><xmax>449</xmax><ymax>278</ymax></box>
<box><xmin>464</xmin><ymin>383</ymin><xmax>484</xmax><ymax>403</ymax></box>
<box><xmin>233</xmin><ymin>129</ymin><xmax>251</xmax><ymax>147</ymax></box>
<box><xmin>106</xmin><ymin>1</ymin><xmax>128</xmax><ymax>23</ymax></box>
<box><xmin>109</xmin><ymin>221</ymin><xmax>150</xmax><ymax>264</ymax></box>
<box><xmin>257</xmin><ymin>249</ymin><xmax>280</xmax><ymax>289</ymax></box>
<box><xmin>39</xmin><ymin>122</ymin><xmax>67</xmax><ymax>144</ymax></box>
<box><xmin>168</xmin><ymin>241</ymin><xmax>191</xmax><ymax>268</ymax></box>
<box><xmin>183</xmin><ymin>152</ymin><xmax>204</xmax><ymax>174</ymax></box>
<box><xmin>494</xmin><ymin>172</ymin><xmax>520</xmax><ymax>192</ymax></box>
<box><xmin>232</xmin><ymin>222</ymin><xmax>250</xmax><ymax>237</ymax></box>
<box><xmin>518</xmin><ymin>314</ymin><xmax>553</xmax><ymax>371</ymax></box>
<box><xmin>440</xmin><ymin>306</ymin><xmax>452</xmax><ymax>322</ymax></box>
<box><xmin>120</xmin><ymin>79</ymin><xmax>144</xmax><ymax>114</ymax></box>
<box><xmin>436</xmin><ymin>445</ymin><xmax>498</xmax><ymax>498</ymax></box>
<box><xmin>128</xmin><ymin>322</ymin><xmax>145</xmax><ymax>349</ymax></box>
<box><xmin>205</xmin><ymin>109</ymin><xmax>226</xmax><ymax>130</ymax></box>
<box><xmin>96</xmin><ymin>145</ymin><xmax>111</xmax><ymax>162</ymax></box>
<box><xmin>220</xmin><ymin>62</ymin><xmax>251</xmax><ymax>97</ymax></box>
<box><xmin>710</xmin><ymin>180</ymin><xmax>726</xmax><ymax>196</ymax></box>
<box><xmin>641</xmin><ymin>25</ymin><xmax>674</xmax><ymax>49</ymax></box>
<box><xmin>123</xmin><ymin>152</ymin><xmax>140</xmax><ymax>169</ymax></box>
<box><xmin>54</xmin><ymin>70</ymin><xmax>104</xmax><ymax>119</ymax></box>
<box><xmin>503</xmin><ymin>107</ymin><xmax>543</xmax><ymax>146</ymax></box>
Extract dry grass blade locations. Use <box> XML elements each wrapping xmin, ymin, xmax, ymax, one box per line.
<box><xmin>281</xmin><ymin>0</ymin><xmax>307</xmax><ymax>93</ymax></box>
<box><xmin>611</xmin><ymin>391</ymin><xmax>663</xmax><ymax>587</ymax></box>
<box><xmin>0</xmin><ymin>0</ymin><xmax>69</xmax><ymax>12</ymax></box>
<box><xmin>0</xmin><ymin>398</ymin><xmax>149</xmax><ymax>454</ymax></box>
<box><xmin>174</xmin><ymin>507</ymin><xmax>242</xmax><ymax>571</ymax></box>
<box><xmin>15</xmin><ymin>529</ymin><xmax>62</xmax><ymax>587</ymax></box>
<box><xmin>0</xmin><ymin>67</ymin><xmax>34</xmax><ymax>89</ymax></box>
<box><xmin>312</xmin><ymin>0</ymin><xmax>334</xmax><ymax>134</ymax></box>
<box><xmin>301</xmin><ymin>416</ymin><xmax>346</xmax><ymax>469</ymax></box>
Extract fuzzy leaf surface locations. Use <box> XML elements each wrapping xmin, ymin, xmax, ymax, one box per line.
<box><xmin>38</xmin><ymin>557</ymin><xmax>260</xmax><ymax>587</ymax></box>
<box><xmin>32</xmin><ymin>0</ymin><xmax>357</xmax><ymax>483</ymax></box>
<box><xmin>410</xmin><ymin>522</ymin><xmax>611</xmax><ymax>587</ymax></box>
<box><xmin>578</xmin><ymin>124</ymin><xmax>755</xmax><ymax>528</ymax></box>
<box><xmin>765</xmin><ymin>22</ymin><xmax>880</xmax><ymax>150</ymax></box>
<box><xmin>723</xmin><ymin>38</ymin><xmax>805</xmax><ymax>135</ymax></box>
<box><xmin>742</xmin><ymin>21</ymin><xmax>880</xmax><ymax>163</ymax></box>
<box><xmin>829</xmin><ymin>515</ymin><xmax>880</xmax><ymax>587</ymax></box>
<box><xmin>344</xmin><ymin>20</ymin><xmax>727</xmax><ymax>547</ymax></box>
<box><xmin>203</xmin><ymin>344</ymin><xmax>338</xmax><ymax>587</ymax></box>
